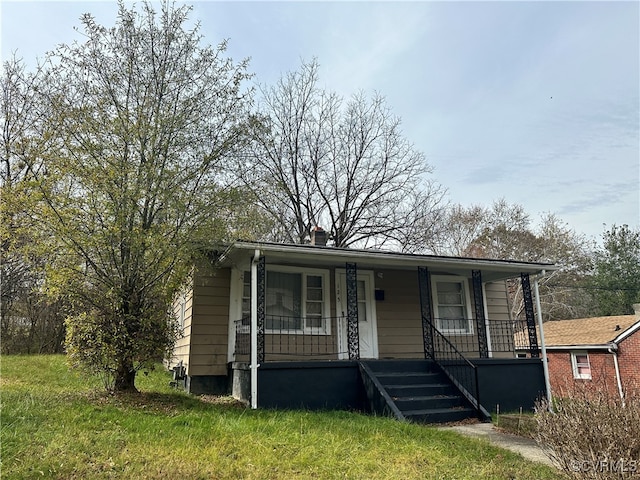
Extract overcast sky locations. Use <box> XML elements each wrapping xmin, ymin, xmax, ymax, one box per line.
<box><xmin>2</xmin><ymin>1</ymin><xmax>638</xmax><ymax>241</ymax></box>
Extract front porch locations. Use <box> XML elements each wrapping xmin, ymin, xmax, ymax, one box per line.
<box><xmin>226</xmin><ymin>249</ymin><xmax>549</xmax><ymax>422</ymax></box>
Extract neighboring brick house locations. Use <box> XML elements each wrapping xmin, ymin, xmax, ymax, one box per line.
<box><xmin>532</xmin><ymin>305</ymin><xmax>640</xmax><ymax>401</ymax></box>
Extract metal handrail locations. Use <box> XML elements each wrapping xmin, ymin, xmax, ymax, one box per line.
<box><xmin>426</xmin><ymin>317</ymin><xmax>487</xmax><ymax>419</ymax></box>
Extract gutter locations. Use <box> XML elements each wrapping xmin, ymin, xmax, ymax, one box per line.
<box><xmin>543</xmin><ymin>343</ymin><xmax>617</xmax><ymax>351</ymax></box>
<box><xmin>229</xmin><ymin>240</ymin><xmax>556</xmax><ymax>274</ymax></box>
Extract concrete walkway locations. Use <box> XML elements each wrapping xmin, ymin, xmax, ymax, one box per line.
<box><xmin>441</xmin><ymin>422</ymin><xmax>554</xmax><ymax>467</ymax></box>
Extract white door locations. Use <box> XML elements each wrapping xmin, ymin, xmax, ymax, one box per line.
<box><xmin>336</xmin><ymin>270</ymin><xmax>378</xmax><ymax>359</ymax></box>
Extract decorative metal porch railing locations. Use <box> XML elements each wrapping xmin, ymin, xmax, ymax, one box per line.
<box><xmin>431</xmin><ymin>318</ymin><xmax>540</xmax><ymax>358</ymax></box>
<box><xmin>233</xmin><ymin>316</ymin><xmax>345</xmax><ymax>361</ymax></box>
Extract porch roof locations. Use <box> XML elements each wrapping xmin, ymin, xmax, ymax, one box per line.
<box><xmin>214</xmin><ymin>241</ymin><xmax>555</xmax><ymax>283</ymax></box>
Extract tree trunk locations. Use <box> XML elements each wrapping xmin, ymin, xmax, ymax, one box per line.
<box><xmin>113</xmin><ymin>359</ymin><xmax>138</xmax><ymax>393</ymax></box>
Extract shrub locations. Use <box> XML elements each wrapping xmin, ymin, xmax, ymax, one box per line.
<box><xmin>535</xmin><ymin>388</ymin><xmax>640</xmax><ymax>479</ymax></box>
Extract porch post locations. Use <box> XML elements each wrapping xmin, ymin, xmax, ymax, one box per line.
<box><xmin>417</xmin><ymin>266</ymin><xmax>434</xmax><ymax>359</ymax></box>
<box><xmin>520</xmin><ymin>273</ymin><xmax>540</xmax><ymax>358</ymax></box>
<box><xmin>250</xmin><ymin>251</ymin><xmax>264</xmax><ymax>409</ymax></box>
<box><xmin>256</xmin><ymin>256</ymin><xmax>266</xmax><ymax>364</ymax></box>
<box><xmin>472</xmin><ymin>270</ymin><xmax>489</xmax><ymax>358</ymax></box>
<box><xmin>346</xmin><ymin>262</ymin><xmax>360</xmax><ymax>360</ymax></box>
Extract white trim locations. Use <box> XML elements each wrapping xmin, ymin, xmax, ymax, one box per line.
<box><xmin>570</xmin><ymin>350</ymin><xmax>592</xmax><ymax>380</ymax></box>
<box><xmin>481</xmin><ymin>283</ymin><xmax>493</xmax><ymax>358</ymax></box>
<box><xmin>360</xmin><ymin>270</ymin><xmax>379</xmax><ymax>359</ymax></box>
<box><xmin>431</xmin><ymin>275</ymin><xmax>474</xmax><ymax>335</ymax></box>
<box><xmin>612</xmin><ymin>320</ymin><xmax>640</xmax><ymax>344</ymax></box>
<box><xmin>227</xmin><ymin>268</ymin><xmax>243</xmax><ymax>362</ymax></box>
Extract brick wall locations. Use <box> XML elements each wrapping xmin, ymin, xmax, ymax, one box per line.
<box><xmin>546</xmin><ymin>350</ymin><xmax>620</xmax><ymax>399</ymax></box>
<box><xmin>618</xmin><ymin>329</ymin><xmax>640</xmax><ymax>395</ymax></box>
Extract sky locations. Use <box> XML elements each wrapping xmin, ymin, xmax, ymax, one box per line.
<box><xmin>2</xmin><ymin>0</ymin><xmax>639</xmax><ymax>241</ymax></box>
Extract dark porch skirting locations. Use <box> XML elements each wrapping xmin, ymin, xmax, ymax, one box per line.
<box><xmin>184</xmin><ymin>374</ymin><xmax>229</xmax><ymax>395</ymax></box>
<box><xmin>474</xmin><ymin>358</ymin><xmax>546</xmax><ymax>412</ymax></box>
<box><xmin>229</xmin><ymin>358</ymin><xmax>546</xmax><ymax>414</ymax></box>
<box><xmin>231</xmin><ymin>361</ymin><xmax>366</xmax><ymax>411</ymax></box>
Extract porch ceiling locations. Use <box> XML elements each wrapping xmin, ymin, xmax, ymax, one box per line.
<box><xmin>213</xmin><ymin>241</ymin><xmax>555</xmax><ymax>283</ymax></box>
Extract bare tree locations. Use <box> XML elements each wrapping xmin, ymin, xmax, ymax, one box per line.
<box><xmin>429</xmin><ymin>201</ymin><xmax>594</xmax><ymax>320</ymax></box>
<box><xmin>239</xmin><ymin>59</ymin><xmax>445</xmax><ymax>248</ymax></box>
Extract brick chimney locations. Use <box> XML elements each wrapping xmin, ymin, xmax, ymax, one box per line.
<box><xmin>633</xmin><ymin>303</ymin><xmax>640</xmax><ymax>317</ymax></box>
<box><xmin>310</xmin><ymin>226</ymin><xmax>327</xmax><ymax>246</ymax></box>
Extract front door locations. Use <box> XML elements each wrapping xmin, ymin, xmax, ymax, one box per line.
<box><xmin>336</xmin><ymin>270</ymin><xmax>378</xmax><ymax>359</ymax></box>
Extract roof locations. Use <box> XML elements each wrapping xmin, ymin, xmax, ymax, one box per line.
<box><xmin>213</xmin><ymin>240</ymin><xmax>556</xmax><ymax>283</ymax></box>
<box><xmin>540</xmin><ymin>315</ymin><xmax>640</xmax><ymax>350</ymax></box>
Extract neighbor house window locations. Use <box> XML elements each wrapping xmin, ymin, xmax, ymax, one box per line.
<box><xmin>431</xmin><ymin>276</ymin><xmax>474</xmax><ymax>334</ymax></box>
<box><xmin>241</xmin><ymin>267</ymin><xmax>330</xmax><ymax>334</ymax></box>
<box><xmin>571</xmin><ymin>351</ymin><xmax>591</xmax><ymax>379</ymax></box>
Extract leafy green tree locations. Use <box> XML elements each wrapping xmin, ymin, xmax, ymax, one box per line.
<box><xmin>22</xmin><ymin>1</ymin><xmax>253</xmax><ymax>391</ymax></box>
<box><xmin>592</xmin><ymin>224</ymin><xmax>640</xmax><ymax>315</ymax></box>
<box><xmin>1</xmin><ymin>57</ymin><xmax>69</xmax><ymax>354</ymax></box>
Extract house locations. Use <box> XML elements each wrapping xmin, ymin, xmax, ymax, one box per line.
<box><xmin>526</xmin><ymin>306</ymin><xmax>640</xmax><ymax>401</ymax></box>
<box><xmin>168</xmin><ymin>237</ymin><xmax>555</xmax><ymax>423</ymax></box>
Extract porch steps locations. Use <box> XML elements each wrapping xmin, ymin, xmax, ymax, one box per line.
<box><xmin>360</xmin><ymin>360</ymin><xmax>478</xmax><ymax>424</ymax></box>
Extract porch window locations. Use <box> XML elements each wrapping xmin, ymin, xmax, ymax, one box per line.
<box><xmin>431</xmin><ymin>276</ymin><xmax>473</xmax><ymax>334</ymax></box>
<box><xmin>242</xmin><ymin>267</ymin><xmax>330</xmax><ymax>334</ymax></box>
<box><xmin>571</xmin><ymin>351</ymin><xmax>591</xmax><ymax>379</ymax></box>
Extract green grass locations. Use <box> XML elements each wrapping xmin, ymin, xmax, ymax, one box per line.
<box><xmin>1</xmin><ymin>355</ymin><xmax>564</xmax><ymax>479</ymax></box>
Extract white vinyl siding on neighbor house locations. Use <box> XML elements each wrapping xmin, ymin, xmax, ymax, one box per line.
<box><xmin>241</xmin><ymin>266</ymin><xmax>331</xmax><ymax>335</ymax></box>
<box><xmin>571</xmin><ymin>351</ymin><xmax>592</xmax><ymax>379</ymax></box>
<box><xmin>431</xmin><ymin>275</ymin><xmax>474</xmax><ymax>335</ymax></box>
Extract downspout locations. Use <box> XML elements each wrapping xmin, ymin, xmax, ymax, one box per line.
<box><xmin>533</xmin><ymin>271</ymin><xmax>553</xmax><ymax>407</ymax></box>
<box><xmin>609</xmin><ymin>346</ymin><xmax>625</xmax><ymax>406</ymax></box>
<box><xmin>250</xmin><ymin>249</ymin><xmax>261</xmax><ymax>410</ymax></box>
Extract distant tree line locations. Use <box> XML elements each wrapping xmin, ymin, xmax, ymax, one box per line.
<box><xmin>1</xmin><ymin>1</ymin><xmax>638</xmax><ymax>389</ymax></box>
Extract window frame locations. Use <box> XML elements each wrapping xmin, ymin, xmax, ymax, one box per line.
<box><xmin>431</xmin><ymin>275</ymin><xmax>474</xmax><ymax>335</ymax></box>
<box><xmin>242</xmin><ymin>265</ymin><xmax>332</xmax><ymax>335</ymax></box>
<box><xmin>570</xmin><ymin>350</ymin><xmax>592</xmax><ymax>380</ymax></box>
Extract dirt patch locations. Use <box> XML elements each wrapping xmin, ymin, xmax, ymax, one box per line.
<box><xmin>198</xmin><ymin>395</ymin><xmax>247</xmax><ymax>408</ymax></box>
<box><xmin>495</xmin><ymin>413</ymin><xmax>537</xmax><ymax>439</ymax></box>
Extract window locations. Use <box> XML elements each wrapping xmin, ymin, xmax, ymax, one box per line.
<box><xmin>241</xmin><ymin>267</ymin><xmax>330</xmax><ymax>334</ymax></box>
<box><xmin>432</xmin><ymin>276</ymin><xmax>473</xmax><ymax>334</ymax></box>
<box><xmin>571</xmin><ymin>351</ymin><xmax>591</xmax><ymax>379</ymax></box>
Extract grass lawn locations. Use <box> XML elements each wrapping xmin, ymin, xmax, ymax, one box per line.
<box><xmin>0</xmin><ymin>355</ymin><xmax>563</xmax><ymax>479</ymax></box>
